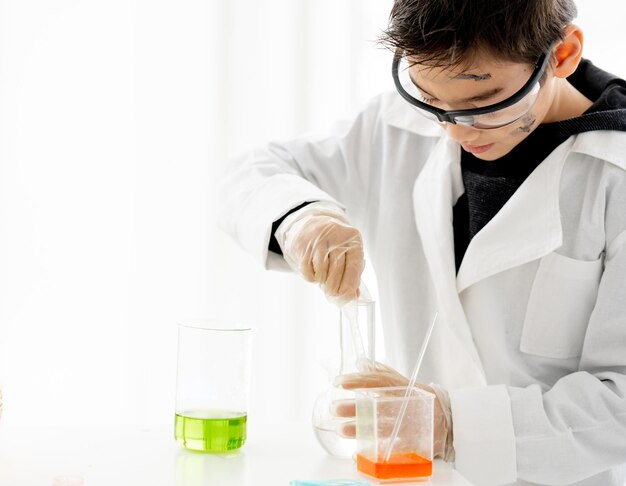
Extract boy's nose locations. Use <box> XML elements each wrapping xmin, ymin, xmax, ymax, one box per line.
<box><xmin>443</xmin><ymin>122</ymin><xmax>481</xmax><ymax>143</ymax></box>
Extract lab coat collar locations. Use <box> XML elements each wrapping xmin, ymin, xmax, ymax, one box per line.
<box><xmin>455</xmin><ymin>129</ymin><xmax>626</xmax><ymax>292</ymax></box>
<box><xmin>412</xmin><ymin>136</ymin><xmax>487</xmax><ymax>389</ymax></box>
<box><xmin>455</xmin><ymin>137</ymin><xmax>574</xmax><ymax>293</ymax></box>
<box><xmin>570</xmin><ymin>129</ymin><xmax>626</xmax><ymax>170</ymax></box>
<box><xmin>382</xmin><ymin>93</ymin><xmax>445</xmax><ymax>137</ymax></box>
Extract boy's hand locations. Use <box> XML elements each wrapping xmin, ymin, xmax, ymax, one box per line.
<box><xmin>333</xmin><ymin>361</ymin><xmax>453</xmax><ymax>460</ymax></box>
<box><xmin>278</xmin><ymin>212</ymin><xmax>364</xmax><ymax>302</ymax></box>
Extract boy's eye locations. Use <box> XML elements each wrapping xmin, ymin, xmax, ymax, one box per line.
<box><xmin>419</xmin><ymin>95</ymin><xmax>439</xmax><ymax>105</ymax></box>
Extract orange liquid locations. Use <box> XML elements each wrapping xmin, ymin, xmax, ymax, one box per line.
<box><xmin>356</xmin><ymin>452</ymin><xmax>432</xmax><ymax>480</ymax></box>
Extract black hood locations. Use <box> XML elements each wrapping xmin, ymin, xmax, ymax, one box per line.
<box><xmin>554</xmin><ymin>58</ymin><xmax>626</xmax><ymax>135</ymax></box>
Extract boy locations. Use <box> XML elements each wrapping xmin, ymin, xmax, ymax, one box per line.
<box><xmin>219</xmin><ymin>1</ymin><xmax>626</xmax><ymax>484</ymax></box>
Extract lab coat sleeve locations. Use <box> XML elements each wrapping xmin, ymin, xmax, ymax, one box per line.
<box><xmin>217</xmin><ymin>96</ymin><xmax>383</xmax><ymax>270</ymax></box>
<box><xmin>449</xmin><ymin>385</ymin><xmax>517</xmax><ymax>485</ymax></box>
<box><xmin>450</xmin><ymin>234</ymin><xmax>626</xmax><ymax>485</ymax></box>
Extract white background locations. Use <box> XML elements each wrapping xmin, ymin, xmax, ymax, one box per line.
<box><xmin>0</xmin><ymin>0</ymin><xmax>625</xmax><ymax>429</ymax></box>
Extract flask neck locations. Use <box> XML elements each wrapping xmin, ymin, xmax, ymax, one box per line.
<box><xmin>339</xmin><ymin>300</ymin><xmax>375</xmax><ymax>375</ymax></box>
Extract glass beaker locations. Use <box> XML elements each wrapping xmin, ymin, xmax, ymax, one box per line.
<box><xmin>355</xmin><ymin>386</ymin><xmax>434</xmax><ymax>482</ymax></box>
<box><xmin>312</xmin><ymin>298</ymin><xmax>375</xmax><ymax>458</ymax></box>
<box><xmin>175</xmin><ymin>320</ymin><xmax>252</xmax><ymax>452</ymax></box>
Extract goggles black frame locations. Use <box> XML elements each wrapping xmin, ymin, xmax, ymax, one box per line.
<box><xmin>392</xmin><ymin>47</ymin><xmax>552</xmax><ymax>124</ymax></box>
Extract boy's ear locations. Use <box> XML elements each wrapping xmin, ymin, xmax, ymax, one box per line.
<box><xmin>552</xmin><ymin>24</ymin><xmax>584</xmax><ymax>78</ymax></box>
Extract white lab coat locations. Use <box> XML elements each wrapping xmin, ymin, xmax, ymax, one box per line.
<box><xmin>218</xmin><ymin>91</ymin><xmax>626</xmax><ymax>485</ymax></box>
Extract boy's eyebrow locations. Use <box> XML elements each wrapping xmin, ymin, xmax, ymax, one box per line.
<box><xmin>409</xmin><ymin>74</ymin><xmax>504</xmax><ymax>103</ymax></box>
<box><xmin>453</xmin><ymin>72</ymin><xmax>492</xmax><ymax>81</ymax></box>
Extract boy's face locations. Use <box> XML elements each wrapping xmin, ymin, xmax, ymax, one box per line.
<box><xmin>409</xmin><ymin>53</ymin><xmax>556</xmax><ymax>161</ymax></box>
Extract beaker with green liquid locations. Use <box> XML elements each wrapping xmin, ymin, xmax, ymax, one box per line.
<box><xmin>175</xmin><ymin>321</ymin><xmax>252</xmax><ymax>452</ymax></box>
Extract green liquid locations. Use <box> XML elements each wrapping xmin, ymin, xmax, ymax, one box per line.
<box><xmin>175</xmin><ymin>410</ymin><xmax>247</xmax><ymax>452</ymax></box>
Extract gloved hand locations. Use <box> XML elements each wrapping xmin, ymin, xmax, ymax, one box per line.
<box><xmin>275</xmin><ymin>204</ymin><xmax>365</xmax><ymax>302</ymax></box>
<box><xmin>333</xmin><ymin>361</ymin><xmax>455</xmax><ymax>461</ymax></box>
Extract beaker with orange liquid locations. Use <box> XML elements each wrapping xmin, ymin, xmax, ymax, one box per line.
<box><xmin>355</xmin><ymin>386</ymin><xmax>434</xmax><ymax>482</ymax></box>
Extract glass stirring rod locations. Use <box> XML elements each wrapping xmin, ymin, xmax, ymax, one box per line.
<box><xmin>383</xmin><ymin>311</ymin><xmax>438</xmax><ymax>463</ymax></box>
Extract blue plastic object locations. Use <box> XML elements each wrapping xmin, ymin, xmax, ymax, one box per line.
<box><xmin>289</xmin><ymin>481</ymin><xmax>371</xmax><ymax>486</ymax></box>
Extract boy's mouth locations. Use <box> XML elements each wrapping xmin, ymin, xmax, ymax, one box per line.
<box><xmin>461</xmin><ymin>142</ymin><xmax>495</xmax><ymax>154</ymax></box>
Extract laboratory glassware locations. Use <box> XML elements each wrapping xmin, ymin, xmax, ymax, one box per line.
<box><xmin>312</xmin><ymin>298</ymin><xmax>375</xmax><ymax>458</ymax></box>
<box><xmin>175</xmin><ymin>320</ymin><xmax>252</xmax><ymax>452</ymax></box>
<box><xmin>355</xmin><ymin>386</ymin><xmax>434</xmax><ymax>482</ymax></box>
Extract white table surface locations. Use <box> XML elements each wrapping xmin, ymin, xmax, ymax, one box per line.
<box><xmin>0</xmin><ymin>422</ymin><xmax>474</xmax><ymax>486</ymax></box>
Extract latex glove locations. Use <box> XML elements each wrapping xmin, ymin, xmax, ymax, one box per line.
<box><xmin>333</xmin><ymin>361</ymin><xmax>454</xmax><ymax>461</ymax></box>
<box><xmin>275</xmin><ymin>204</ymin><xmax>364</xmax><ymax>302</ymax></box>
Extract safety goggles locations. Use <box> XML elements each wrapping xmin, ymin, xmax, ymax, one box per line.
<box><xmin>392</xmin><ymin>47</ymin><xmax>552</xmax><ymax>130</ymax></box>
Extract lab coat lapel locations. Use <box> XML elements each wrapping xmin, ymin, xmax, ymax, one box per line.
<box><xmin>412</xmin><ymin>136</ymin><xmax>487</xmax><ymax>389</ymax></box>
<box><xmin>456</xmin><ymin>137</ymin><xmax>574</xmax><ymax>293</ymax></box>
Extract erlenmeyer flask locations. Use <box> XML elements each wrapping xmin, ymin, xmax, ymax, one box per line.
<box><xmin>312</xmin><ymin>297</ymin><xmax>375</xmax><ymax>458</ymax></box>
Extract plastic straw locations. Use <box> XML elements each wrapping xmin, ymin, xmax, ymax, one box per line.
<box><xmin>342</xmin><ymin>301</ymin><xmax>366</xmax><ymax>362</ymax></box>
<box><xmin>341</xmin><ymin>281</ymin><xmax>373</xmax><ymax>371</ymax></box>
<box><xmin>383</xmin><ymin>311</ymin><xmax>438</xmax><ymax>463</ymax></box>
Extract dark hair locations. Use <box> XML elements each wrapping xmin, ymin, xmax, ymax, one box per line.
<box><xmin>380</xmin><ymin>0</ymin><xmax>577</xmax><ymax>67</ymax></box>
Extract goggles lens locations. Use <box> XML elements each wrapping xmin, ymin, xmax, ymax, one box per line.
<box><xmin>395</xmin><ymin>56</ymin><xmax>544</xmax><ymax>130</ymax></box>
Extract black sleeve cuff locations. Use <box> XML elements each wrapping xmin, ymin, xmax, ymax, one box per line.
<box><xmin>268</xmin><ymin>201</ymin><xmax>316</xmax><ymax>255</ymax></box>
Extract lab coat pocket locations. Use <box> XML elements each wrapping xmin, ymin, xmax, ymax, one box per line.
<box><xmin>520</xmin><ymin>251</ymin><xmax>604</xmax><ymax>359</ymax></box>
